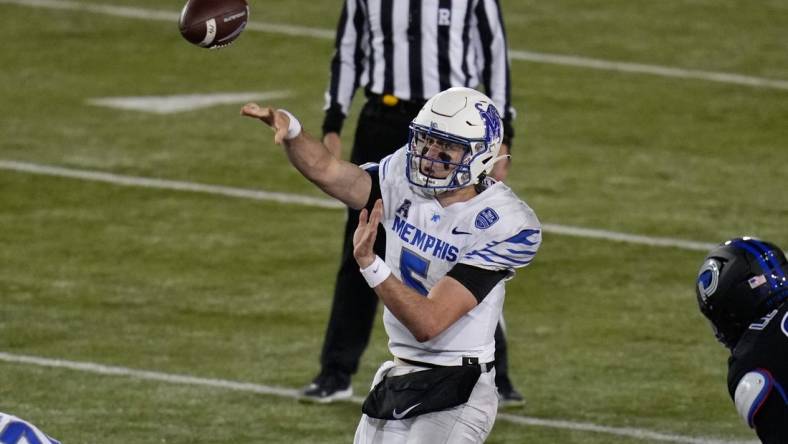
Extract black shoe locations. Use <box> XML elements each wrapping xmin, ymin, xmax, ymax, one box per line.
<box><xmin>301</xmin><ymin>372</ymin><xmax>353</xmax><ymax>403</ymax></box>
<box><xmin>497</xmin><ymin>386</ymin><xmax>526</xmax><ymax>407</ymax></box>
<box><xmin>496</xmin><ymin>378</ymin><xmax>526</xmax><ymax>407</ymax></box>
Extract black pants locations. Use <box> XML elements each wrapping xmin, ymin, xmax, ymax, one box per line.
<box><xmin>319</xmin><ymin>97</ymin><xmax>513</xmax><ymax>387</ymax></box>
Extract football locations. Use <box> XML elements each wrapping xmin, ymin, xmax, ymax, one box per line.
<box><xmin>178</xmin><ymin>0</ymin><xmax>249</xmax><ymax>49</ymax></box>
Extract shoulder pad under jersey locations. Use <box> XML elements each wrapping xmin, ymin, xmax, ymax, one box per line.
<box><xmin>734</xmin><ymin>369</ymin><xmax>774</xmax><ymax>428</ymax></box>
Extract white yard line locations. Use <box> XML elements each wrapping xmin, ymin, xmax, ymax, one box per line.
<box><xmin>508</xmin><ymin>50</ymin><xmax>788</xmax><ymax>91</ymax></box>
<box><xmin>2</xmin><ymin>0</ymin><xmax>787</xmax><ymax>91</ymax></box>
<box><xmin>542</xmin><ymin>223</ymin><xmax>715</xmax><ymax>251</ymax></box>
<box><xmin>0</xmin><ymin>0</ymin><xmax>335</xmax><ymax>38</ymax></box>
<box><xmin>1</xmin><ymin>159</ymin><xmax>717</xmax><ymax>251</ymax></box>
<box><xmin>0</xmin><ymin>352</ymin><xmax>757</xmax><ymax>444</ymax></box>
<box><xmin>496</xmin><ymin>413</ymin><xmax>757</xmax><ymax>444</ymax></box>
<box><xmin>0</xmin><ymin>160</ymin><xmax>343</xmax><ymax>209</ymax></box>
<box><xmin>87</xmin><ymin>91</ymin><xmax>293</xmax><ymax>114</ymax></box>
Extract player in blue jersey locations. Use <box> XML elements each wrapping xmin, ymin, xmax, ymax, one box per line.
<box><xmin>695</xmin><ymin>237</ymin><xmax>788</xmax><ymax>443</ymax></box>
<box><xmin>242</xmin><ymin>87</ymin><xmax>541</xmax><ymax>443</ymax></box>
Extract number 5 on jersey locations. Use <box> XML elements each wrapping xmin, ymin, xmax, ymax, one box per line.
<box><xmin>400</xmin><ymin>248</ymin><xmax>429</xmax><ymax>296</ymax></box>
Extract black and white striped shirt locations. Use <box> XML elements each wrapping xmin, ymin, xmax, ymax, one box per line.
<box><xmin>323</xmin><ymin>0</ymin><xmax>514</xmax><ymax>142</ymax></box>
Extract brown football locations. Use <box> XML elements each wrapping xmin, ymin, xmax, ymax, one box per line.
<box><xmin>178</xmin><ymin>0</ymin><xmax>249</xmax><ymax>49</ymax></box>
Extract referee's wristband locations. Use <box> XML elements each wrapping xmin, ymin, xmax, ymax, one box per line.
<box><xmin>360</xmin><ymin>256</ymin><xmax>391</xmax><ymax>288</ymax></box>
<box><xmin>278</xmin><ymin>109</ymin><xmax>302</xmax><ymax>140</ymax></box>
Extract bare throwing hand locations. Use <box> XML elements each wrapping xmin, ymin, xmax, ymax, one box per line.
<box><xmin>353</xmin><ymin>199</ymin><xmax>383</xmax><ymax>269</ymax></box>
<box><xmin>240</xmin><ymin>103</ymin><xmax>291</xmax><ymax>145</ymax></box>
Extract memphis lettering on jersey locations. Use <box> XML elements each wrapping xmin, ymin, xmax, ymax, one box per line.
<box><xmin>392</xmin><ymin>215</ymin><xmax>459</xmax><ymax>262</ymax></box>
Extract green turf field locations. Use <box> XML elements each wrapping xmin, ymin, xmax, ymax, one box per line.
<box><xmin>1</xmin><ymin>0</ymin><xmax>786</xmax><ymax>443</ymax></box>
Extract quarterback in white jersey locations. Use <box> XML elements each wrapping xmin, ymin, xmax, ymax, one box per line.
<box><xmin>242</xmin><ymin>86</ymin><xmax>540</xmax><ymax>443</ymax></box>
<box><xmin>375</xmin><ymin>147</ymin><xmax>539</xmax><ymax>367</ymax></box>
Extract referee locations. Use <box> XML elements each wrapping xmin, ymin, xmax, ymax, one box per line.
<box><xmin>303</xmin><ymin>0</ymin><xmax>522</xmax><ymax>405</ymax></box>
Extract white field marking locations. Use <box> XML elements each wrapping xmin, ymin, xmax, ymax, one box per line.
<box><xmin>0</xmin><ymin>160</ymin><xmax>344</xmax><ymax>210</ymax></box>
<box><xmin>2</xmin><ymin>0</ymin><xmax>787</xmax><ymax>92</ymax></box>
<box><xmin>1</xmin><ymin>159</ymin><xmax>717</xmax><ymax>252</ymax></box>
<box><xmin>87</xmin><ymin>91</ymin><xmax>292</xmax><ymax>114</ymax></box>
<box><xmin>508</xmin><ymin>50</ymin><xmax>788</xmax><ymax>91</ymax></box>
<box><xmin>0</xmin><ymin>352</ymin><xmax>758</xmax><ymax>444</ymax></box>
<box><xmin>496</xmin><ymin>413</ymin><xmax>758</xmax><ymax>444</ymax></box>
<box><xmin>543</xmin><ymin>223</ymin><xmax>716</xmax><ymax>252</ymax></box>
<box><xmin>0</xmin><ymin>0</ymin><xmax>335</xmax><ymax>39</ymax></box>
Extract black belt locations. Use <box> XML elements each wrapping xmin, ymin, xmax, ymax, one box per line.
<box><xmin>366</xmin><ymin>93</ymin><xmax>426</xmax><ymax>115</ymax></box>
<box><xmin>398</xmin><ymin>357</ymin><xmax>495</xmax><ymax>373</ymax></box>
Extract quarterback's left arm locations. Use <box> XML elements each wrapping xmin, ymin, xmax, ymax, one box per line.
<box><xmin>372</xmin><ymin>269</ymin><xmax>479</xmax><ymax>342</ymax></box>
<box><xmin>354</xmin><ymin>200</ymin><xmax>507</xmax><ymax>342</ymax></box>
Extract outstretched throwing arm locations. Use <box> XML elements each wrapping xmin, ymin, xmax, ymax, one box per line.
<box><xmin>240</xmin><ymin>103</ymin><xmax>371</xmax><ymax>210</ymax></box>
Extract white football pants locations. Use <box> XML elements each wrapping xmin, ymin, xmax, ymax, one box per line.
<box><xmin>353</xmin><ymin>360</ymin><xmax>498</xmax><ymax>444</ymax></box>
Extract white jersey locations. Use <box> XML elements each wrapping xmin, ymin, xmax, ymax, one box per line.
<box><xmin>0</xmin><ymin>412</ymin><xmax>61</xmax><ymax>444</ymax></box>
<box><xmin>372</xmin><ymin>147</ymin><xmax>541</xmax><ymax>366</ymax></box>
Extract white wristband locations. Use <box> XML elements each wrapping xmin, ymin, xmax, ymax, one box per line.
<box><xmin>278</xmin><ymin>109</ymin><xmax>302</xmax><ymax>140</ymax></box>
<box><xmin>360</xmin><ymin>255</ymin><xmax>391</xmax><ymax>288</ymax></box>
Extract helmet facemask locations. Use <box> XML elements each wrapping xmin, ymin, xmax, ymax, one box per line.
<box><xmin>406</xmin><ymin>124</ymin><xmax>488</xmax><ymax>195</ymax></box>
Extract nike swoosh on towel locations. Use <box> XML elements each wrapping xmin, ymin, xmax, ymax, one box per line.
<box><xmin>392</xmin><ymin>402</ymin><xmax>422</xmax><ymax>419</ymax></box>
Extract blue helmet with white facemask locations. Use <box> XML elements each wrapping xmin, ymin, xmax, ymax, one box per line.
<box><xmin>406</xmin><ymin>87</ymin><xmax>506</xmax><ymax>195</ymax></box>
<box><xmin>695</xmin><ymin>237</ymin><xmax>788</xmax><ymax>349</ymax></box>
